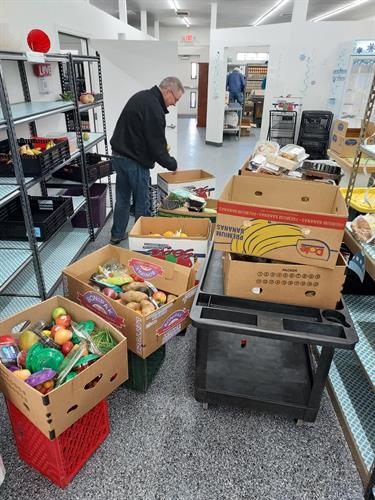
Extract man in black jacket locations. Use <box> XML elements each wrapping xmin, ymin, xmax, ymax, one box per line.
<box><xmin>110</xmin><ymin>77</ymin><xmax>184</xmax><ymax>244</ymax></box>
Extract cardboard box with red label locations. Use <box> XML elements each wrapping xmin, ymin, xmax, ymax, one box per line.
<box><xmin>214</xmin><ymin>175</ymin><xmax>348</xmax><ymax>269</ymax></box>
<box><xmin>224</xmin><ymin>252</ymin><xmax>347</xmax><ymax>309</ymax></box>
<box><xmin>63</xmin><ymin>245</ymin><xmax>197</xmax><ymax>359</ymax></box>
<box><xmin>129</xmin><ymin>217</ymin><xmax>211</xmax><ymax>280</ymax></box>
<box><xmin>157</xmin><ymin>169</ymin><xmax>216</xmax><ymax>199</ymax></box>
<box><xmin>330</xmin><ymin>119</ymin><xmax>375</xmax><ymax>158</ymax></box>
<box><xmin>0</xmin><ymin>296</ymin><xmax>128</xmax><ymax>439</ymax></box>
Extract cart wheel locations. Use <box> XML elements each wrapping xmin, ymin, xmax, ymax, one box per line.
<box><xmin>202</xmin><ymin>402</ymin><xmax>208</xmax><ymax>410</ymax></box>
<box><xmin>295</xmin><ymin>419</ymin><xmax>304</xmax><ymax>426</ymax></box>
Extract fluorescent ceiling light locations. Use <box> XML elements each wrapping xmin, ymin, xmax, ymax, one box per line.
<box><xmin>171</xmin><ymin>0</ymin><xmax>179</xmax><ymax>12</ymax></box>
<box><xmin>311</xmin><ymin>0</ymin><xmax>368</xmax><ymax>22</ymax></box>
<box><xmin>252</xmin><ymin>0</ymin><xmax>289</xmax><ymax>26</ymax></box>
<box><xmin>183</xmin><ymin>16</ymin><xmax>191</xmax><ymax>28</ymax></box>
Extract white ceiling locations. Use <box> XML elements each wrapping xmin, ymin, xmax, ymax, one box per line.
<box><xmin>89</xmin><ymin>0</ymin><xmax>375</xmax><ymax>29</ymax></box>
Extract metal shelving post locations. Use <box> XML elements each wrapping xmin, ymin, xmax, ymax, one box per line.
<box><xmin>67</xmin><ymin>53</ymin><xmax>94</xmax><ymax>240</ymax></box>
<box><xmin>0</xmin><ymin>61</ymin><xmax>47</xmax><ymax>300</ymax></box>
<box><xmin>96</xmin><ymin>51</ymin><xmax>113</xmax><ymax>211</ymax></box>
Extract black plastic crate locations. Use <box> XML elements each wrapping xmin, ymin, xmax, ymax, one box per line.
<box><xmin>124</xmin><ymin>345</ymin><xmax>166</xmax><ymax>393</ymax></box>
<box><xmin>191</xmin><ymin>246</ymin><xmax>358</xmax><ymax>422</ymax></box>
<box><xmin>52</xmin><ymin>153</ymin><xmax>113</xmax><ymax>183</ymax></box>
<box><xmin>0</xmin><ymin>138</ymin><xmax>70</xmax><ymax>177</ymax></box>
<box><xmin>298</xmin><ymin>139</ymin><xmax>328</xmax><ymax>160</ymax></box>
<box><xmin>0</xmin><ymin>196</ymin><xmax>74</xmax><ymax>241</ymax></box>
<box><xmin>298</xmin><ymin>110</ymin><xmax>333</xmax><ymax>139</ymax></box>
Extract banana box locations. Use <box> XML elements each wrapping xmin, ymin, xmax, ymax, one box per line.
<box><xmin>224</xmin><ymin>253</ymin><xmax>347</xmax><ymax>309</ymax></box>
<box><xmin>214</xmin><ymin>175</ymin><xmax>348</xmax><ymax>269</ymax></box>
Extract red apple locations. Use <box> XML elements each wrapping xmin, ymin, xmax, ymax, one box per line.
<box><xmin>153</xmin><ymin>291</ymin><xmax>167</xmax><ymax>304</ymax></box>
<box><xmin>55</xmin><ymin>314</ymin><xmax>72</xmax><ymax>329</ymax></box>
<box><xmin>50</xmin><ymin>324</ymin><xmax>63</xmax><ymax>339</ymax></box>
<box><xmin>61</xmin><ymin>341</ymin><xmax>74</xmax><ymax>356</ymax></box>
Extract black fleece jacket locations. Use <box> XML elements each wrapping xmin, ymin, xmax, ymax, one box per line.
<box><xmin>110</xmin><ymin>86</ymin><xmax>177</xmax><ymax>171</ymax></box>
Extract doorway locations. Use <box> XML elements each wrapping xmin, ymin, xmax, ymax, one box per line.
<box><xmin>226</xmin><ymin>47</ymin><xmax>269</xmax><ymax>129</ymax></box>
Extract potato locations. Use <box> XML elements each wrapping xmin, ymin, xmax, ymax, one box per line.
<box><xmin>140</xmin><ymin>299</ymin><xmax>156</xmax><ymax>316</ymax></box>
<box><xmin>120</xmin><ymin>291</ymin><xmax>148</xmax><ymax>303</ymax></box>
<box><xmin>123</xmin><ymin>282</ymin><xmax>147</xmax><ymax>292</ymax></box>
<box><xmin>126</xmin><ymin>301</ymin><xmax>141</xmax><ymax>311</ymax></box>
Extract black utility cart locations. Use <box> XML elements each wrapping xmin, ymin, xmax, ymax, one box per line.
<box><xmin>191</xmin><ymin>248</ymin><xmax>358</xmax><ymax>423</ymax></box>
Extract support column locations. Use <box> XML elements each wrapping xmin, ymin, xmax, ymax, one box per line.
<box><xmin>141</xmin><ymin>10</ymin><xmax>148</xmax><ymax>34</ymax></box>
<box><xmin>292</xmin><ymin>0</ymin><xmax>308</xmax><ymax>23</ymax></box>
<box><xmin>154</xmin><ymin>19</ymin><xmax>160</xmax><ymax>40</ymax></box>
<box><xmin>210</xmin><ymin>2</ymin><xmax>217</xmax><ymax>30</ymax></box>
<box><xmin>118</xmin><ymin>0</ymin><xmax>128</xmax><ymax>24</ymax></box>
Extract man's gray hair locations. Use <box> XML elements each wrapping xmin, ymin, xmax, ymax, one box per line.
<box><xmin>159</xmin><ymin>77</ymin><xmax>185</xmax><ymax>95</ymax></box>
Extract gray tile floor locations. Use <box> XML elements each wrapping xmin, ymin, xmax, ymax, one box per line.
<box><xmin>0</xmin><ymin>119</ymin><xmax>364</xmax><ymax>499</ymax></box>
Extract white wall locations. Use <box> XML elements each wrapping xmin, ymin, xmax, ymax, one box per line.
<box><xmin>159</xmin><ymin>27</ymin><xmax>209</xmax><ymax>117</ymax></box>
<box><xmin>206</xmin><ymin>20</ymin><xmax>375</xmax><ymax>144</ymax></box>
<box><xmin>91</xmin><ymin>40</ymin><xmax>178</xmax><ymax>183</ymax></box>
<box><xmin>159</xmin><ymin>26</ymin><xmax>210</xmax><ymax>50</ymax></box>
<box><xmin>0</xmin><ymin>0</ymin><xmax>154</xmax><ymax>54</ymax></box>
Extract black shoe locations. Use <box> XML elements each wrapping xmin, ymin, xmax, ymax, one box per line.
<box><xmin>110</xmin><ymin>235</ymin><xmax>128</xmax><ymax>245</ymax></box>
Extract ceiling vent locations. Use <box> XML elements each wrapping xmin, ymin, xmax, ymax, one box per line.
<box><xmin>176</xmin><ymin>10</ymin><xmax>190</xmax><ymax>17</ymax></box>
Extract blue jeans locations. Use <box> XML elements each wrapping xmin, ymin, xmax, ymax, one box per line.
<box><xmin>229</xmin><ymin>91</ymin><xmax>243</xmax><ymax>105</ymax></box>
<box><xmin>111</xmin><ymin>156</ymin><xmax>151</xmax><ymax>240</ymax></box>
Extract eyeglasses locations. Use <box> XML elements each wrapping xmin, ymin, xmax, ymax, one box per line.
<box><xmin>168</xmin><ymin>88</ymin><xmax>180</xmax><ymax>103</ymax></box>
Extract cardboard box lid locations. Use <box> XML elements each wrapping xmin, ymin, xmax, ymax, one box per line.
<box><xmin>63</xmin><ymin>245</ymin><xmax>196</xmax><ymax>296</ymax></box>
<box><xmin>129</xmin><ymin>217</ymin><xmax>211</xmax><ymax>240</ymax></box>
<box><xmin>158</xmin><ymin>169</ymin><xmax>215</xmax><ymax>184</ymax></box>
<box><xmin>218</xmin><ymin>175</ymin><xmax>348</xmax><ymax>222</ymax></box>
<box><xmin>333</xmin><ymin>119</ymin><xmax>375</xmax><ymax>138</ymax></box>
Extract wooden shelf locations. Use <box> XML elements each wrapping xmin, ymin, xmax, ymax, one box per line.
<box><xmin>328</xmin><ymin>149</ymin><xmax>375</xmax><ymax>174</ymax></box>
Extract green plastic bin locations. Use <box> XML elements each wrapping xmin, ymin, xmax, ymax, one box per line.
<box><xmin>125</xmin><ymin>344</ymin><xmax>166</xmax><ymax>393</ymax></box>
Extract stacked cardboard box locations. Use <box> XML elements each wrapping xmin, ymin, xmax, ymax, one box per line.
<box><xmin>129</xmin><ymin>217</ymin><xmax>211</xmax><ymax>280</ymax></box>
<box><xmin>214</xmin><ymin>174</ymin><xmax>348</xmax><ymax>309</ymax></box>
<box><xmin>330</xmin><ymin>119</ymin><xmax>375</xmax><ymax>158</ymax></box>
<box><xmin>63</xmin><ymin>245</ymin><xmax>197</xmax><ymax>359</ymax></box>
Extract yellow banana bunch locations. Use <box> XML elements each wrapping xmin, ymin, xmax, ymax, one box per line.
<box><xmin>19</xmin><ymin>145</ymin><xmax>42</xmax><ymax>156</ymax></box>
<box><xmin>231</xmin><ymin>220</ymin><xmax>305</xmax><ymax>257</ymax></box>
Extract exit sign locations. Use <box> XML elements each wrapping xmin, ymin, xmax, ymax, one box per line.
<box><xmin>182</xmin><ymin>34</ymin><xmax>193</xmax><ymax>42</ymax></box>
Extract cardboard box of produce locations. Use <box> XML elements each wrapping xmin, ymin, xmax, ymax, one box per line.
<box><xmin>158</xmin><ymin>197</ymin><xmax>217</xmax><ymax>222</ymax></box>
<box><xmin>224</xmin><ymin>252</ymin><xmax>347</xmax><ymax>309</ymax></box>
<box><xmin>129</xmin><ymin>217</ymin><xmax>211</xmax><ymax>280</ymax></box>
<box><xmin>157</xmin><ymin>169</ymin><xmax>216</xmax><ymax>198</ymax></box>
<box><xmin>330</xmin><ymin>119</ymin><xmax>375</xmax><ymax>158</ymax></box>
<box><xmin>0</xmin><ymin>296</ymin><xmax>128</xmax><ymax>439</ymax></box>
<box><xmin>214</xmin><ymin>175</ymin><xmax>347</xmax><ymax>269</ymax></box>
<box><xmin>63</xmin><ymin>245</ymin><xmax>197</xmax><ymax>359</ymax></box>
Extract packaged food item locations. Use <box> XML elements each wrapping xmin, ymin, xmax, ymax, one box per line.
<box><xmin>0</xmin><ymin>336</ymin><xmax>19</xmax><ymax>367</ymax></box>
<box><xmin>351</xmin><ymin>213</ymin><xmax>375</xmax><ymax>243</ymax></box>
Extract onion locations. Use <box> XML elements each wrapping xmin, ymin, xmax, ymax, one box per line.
<box><xmin>102</xmin><ymin>287</ymin><xmax>118</xmax><ymax>300</ymax></box>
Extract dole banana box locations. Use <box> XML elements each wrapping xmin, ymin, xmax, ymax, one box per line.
<box><xmin>214</xmin><ymin>175</ymin><xmax>347</xmax><ymax>269</ymax></box>
<box><xmin>224</xmin><ymin>253</ymin><xmax>347</xmax><ymax>309</ymax></box>
<box><xmin>63</xmin><ymin>245</ymin><xmax>197</xmax><ymax>359</ymax></box>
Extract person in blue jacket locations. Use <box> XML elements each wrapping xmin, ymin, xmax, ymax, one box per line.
<box><xmin>226</xmin><ymin>67</ymin><xmax>245</xmax><ymax>105</ymax></box>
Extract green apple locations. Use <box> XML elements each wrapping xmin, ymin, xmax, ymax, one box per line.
<box><xmin>52</xmin><ymin>307</ymin><xmax>67</xmax><ymax>320</ymax></box>
<box><xmin>19</xmin><ymin>330</ymin><xmax>39</xmax><ymax>351</ymax></box>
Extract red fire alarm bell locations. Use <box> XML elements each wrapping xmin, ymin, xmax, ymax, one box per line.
<box><xmin>33</xmin><ymin>63</ymin><xmax>52</xmax><ymax>77</ymax></box>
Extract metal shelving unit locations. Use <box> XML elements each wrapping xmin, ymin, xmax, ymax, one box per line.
<box><xmin>0</xmin><ymin>50</ymin><xmax>112</xmax><ymax>314</ymax></box>
<box><xmin>223</xmin><ymin>102</ymin><xmax>242</xmax><ymax>140</ymax></box>
<box><xmin>327</xmin><ymin>71</ymin><xmax>375</xmax><ymax>500</ymax></box>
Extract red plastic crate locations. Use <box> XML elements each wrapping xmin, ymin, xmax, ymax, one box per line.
<box><xmin>6</xmin><ymin>399</ymin><xmax>109</xmax><ymax>488</ymax></box>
